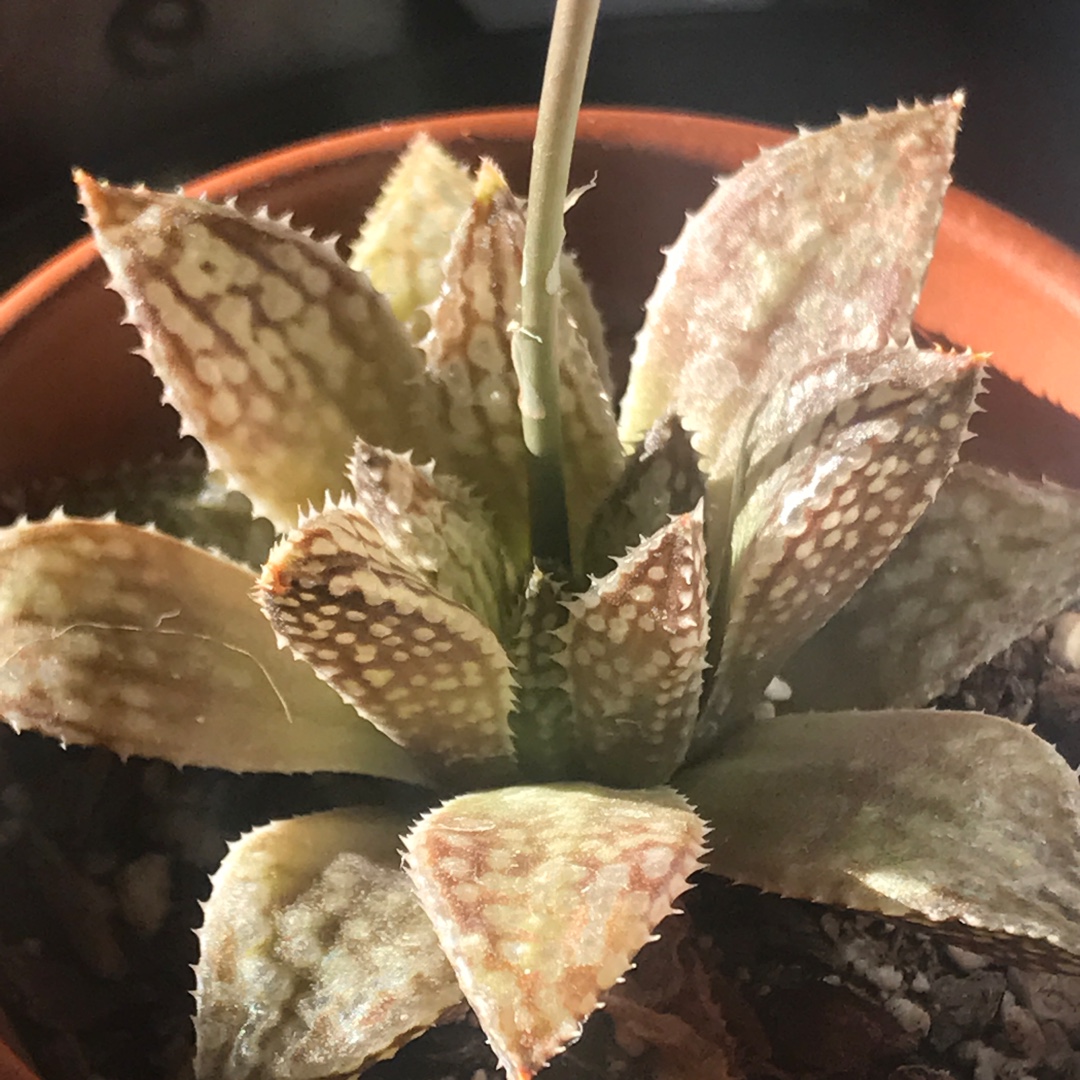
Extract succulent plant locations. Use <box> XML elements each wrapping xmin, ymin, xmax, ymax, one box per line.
<box><xmin>4</xmin><ymin>68</ymin><xmax>1080</xmax><ymax>1080</ymax></box>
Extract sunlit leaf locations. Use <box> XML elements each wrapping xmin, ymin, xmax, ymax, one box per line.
<box><xmin>77</xmin><ymin>173</ymin><xmax>432</xmax><ymax>529</ymax></box>
<box><xmin>348</xmin><ymin>133</ymin><xmax>473</xmax><ymax>340</ymax></box>
<box><xmin>561</xmin><ymin>251</ymin><xmax>614</xmax><ymax>398</ymax></box>
<box><xmin>679</xmin><ymin>709</ymin><xmax>1080</xmax><ymax>973</ymax></box>
<box><xmin>423</xmin><ymin>161</ymin><xmax>622</xmax><ymax>564</ymax></box>
<box><xmin>559</xmin><ymin>505</ymin><xmax>709</xmax><ymax>786</ymax></box>
<box><xmin>348</xmin><ymin>438</ymin><xmax>514</xmax><ymax>631</ymax></box>
<box><xmin>783</xmin><ymin>462</ymin><xmax>1080</xmax><ymax>709</ymax></box>
<box><xmin>257</xmin><ymin>501</ymin><xmax>517</xmax><ymax>788</ymax></box>
<box><xmin>708</xmin><ymin>344</ymin><xmax>981</xmax><ymax>729</ymax></box>
<box><xmin>620</xmin><ymin>96</ymin><xmax>962</xmax><ymax>542</ymax></box>
<box><xmin>196</xmin><ymin>807</ymin><xmax>462</xmax><ymax>1080</ymax></box>
<box><xmin>404</xmin><ymin>783</ymin><xmax>707</xmax><ymax>1079</ymax></box>
<box><xmin>0</xmin><ymin>518</ymin><xmax>420</xmax><ymax>780</ymax></box>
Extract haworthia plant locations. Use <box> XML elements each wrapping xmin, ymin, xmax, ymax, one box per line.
<box><xmin>4</xmin><ymin>93</ymin><xmax>1080</xmax><ymax>1080</ymax></box>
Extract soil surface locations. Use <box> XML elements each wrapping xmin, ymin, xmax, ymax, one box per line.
<box><xmin>2</xmin><ymin>613</ymin><xmax>1080</xmax><ymax>1080</ymax></box>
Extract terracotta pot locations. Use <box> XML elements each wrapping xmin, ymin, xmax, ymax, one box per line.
<box><xmin>0</xmin><ymin>106</ymin><xmax>1079</xmax><ymax>1078</ymax></box>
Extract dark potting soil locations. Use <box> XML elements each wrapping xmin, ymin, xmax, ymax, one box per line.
<box><xmin>2</xmin><ymin>613</ymin><xmax>1080</xmax><ymax>1080</ymax></box>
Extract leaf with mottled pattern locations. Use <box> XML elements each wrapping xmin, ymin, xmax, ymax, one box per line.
<box><xmin>196</xmin><ymin>807</ymin><xmax>463</xmax><ymax>1080</ymax></box>
<box><xmin>559</xmin><ymin>505</ymin><xmax>709</xmax><ymax>786</ymax></box>
<box><xmin>619</xmin><ymin>96</ymin><xmax>962</xmax><ymax>545</ymax></box>
<box><xmin>707</xmin><ymin>343</ymin><xmax>981</xmax><ymax>731</ymax></box>
<box><xmin>0</xmin><ymin>518</ymin><xmax>419</xmax><ymax>780</ymax></box>
<box><xmin>584</xmin><ymin>416</ymin><xmax>704</xmax><ymax>577</ymax></box>
<box><xmin>348</xmin><ymin>438</ymin><xmax>514</xmax><ymax>632</ymax></box>
<box><xmin>257</xmin><ymin>500</ymin><xmax>517</xmax><ymax>788</ymax></box>
<box><xmin>783</xmin><ymin>462</ymin><xmax>1080</xmax><ymax>710</ymax></box>
<box><xmin>404</xmin><ymin>784</ymin><xmax>708</xmax><ymax>1079</ymax></box>
<box><xmin>349</xmin><ymin>133</ymin><xmax>473</xmax><ymax>340</ymax></box>
<box><xmin>77</xmin><ymin>173</ymin><xmax>433</xmax><ymax>529</ymax></box>
<box><xmin>507</xmin><ymin>566</ymin><xmax>576</xmax><ymax>780</ymax></box>
<box><xmin>423</xmin><ymin>161</ymin><xmax>623</xmax><ymax>565</ymax></box>
<box><xmin>678</xmin><ymin>709</ymin><xmax>1080</xmax><ymax>974</ymax></box>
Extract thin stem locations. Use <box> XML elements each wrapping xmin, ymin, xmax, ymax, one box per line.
<box><xmin>513</xmin><ymin>0</ymin><xmax>600</xmax><ymax>572</ymax></box>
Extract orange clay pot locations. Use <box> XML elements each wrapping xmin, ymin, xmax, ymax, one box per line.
<box><xmin>0</xmin><ymin>106</ymin><xmax>1079</xmax><ymax>1078</ymax></box>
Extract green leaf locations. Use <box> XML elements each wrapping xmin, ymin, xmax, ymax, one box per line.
<box><xmin>679</xmin><ymin>709</ymin><xmax>1080</xmax><ymax>973</ymax></box>
<box><xmin>561</xmin><ymin>251</ymin><xmax>614</xmax><ymax>398</ymax></box>
<box><xmin>783</xmin><ymin>462</ymin><xmax>1080</xmax><ymax>710</ymax></box>
<box><xmin>507</xmin><ymin>566</ymin><xmax>576</xmax><ymax>780</ymax></box>
<box><xmin>619</xmin><ymin>96</ymin><xmax>962</xmax><ymax>543</ymax></box>
<box><xmin>559</xmin><ymin>505</ymin><xmax>709</xmax><ymax>786</ymax></box>
<box><xmin>403</xmin><ymin>783</ymin><xmax>707</xmax><ymax>1079</ymax></box>
<box><xmin>77</xmin><ymin>173</ymin><xmax>432</xmax><ymax>530</ymax></box>
<box><xmin>348</xmin><ymin>438</ymin><xmax>514</xmax><ymax>632</ymax></box>
<box><xmin>709</xmin><ymin>343</ymin><xmax>981</xmax><ymax>729</ymax></box>
<box><xmin>257</xmin><ymin>500</ymin><xmax>517</xmax><ymax>788</ymax></box>
<box><xmin>584</xmin><ymin>416</ymin><xmax>704</xmax><ymax>578</ymax></box>
<box><xmin>348</xmin><ymin>133</ymin><xmax>474</xmax><ymax>340</ymax></box>
<box><xmin>196</xmin><ymin>807</ymin><xmax>463</xmax><ymax>1080</ymax></box>
<box><xmin>0</xmin><ymin>518</ymin><xmax>420</xmax><ymax>780</ymax></box>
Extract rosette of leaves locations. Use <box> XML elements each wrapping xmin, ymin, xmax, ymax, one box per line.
<box><xmin>4</xmin><ymin>96</ymin><xmax>1080</xmax><ymax>1080</ymax></box>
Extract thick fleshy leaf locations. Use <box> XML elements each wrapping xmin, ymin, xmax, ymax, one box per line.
<box><xmin>348</xmin><ymin>438</ymin><xmax>513</xmax><ymax>631</ymax></box>
<box><xmin>348</xmin><ymin>133</ymin><xmax>473</xmax><ymax>340</ymax></box>
<box><xmin>783</xmin><ymin>462</ymin><xmax>1080</xmax><ymax>710</ymax></box>
<box><xmin>620</xmin><ymin>96</ymin><xmax>962</xmax><ymax>537</ymax></box>
<box><xmin>77</xmin><ymin>173</ymin><xmax>431</xmax><ymax>529</ymax></box>
<box><xmin>710</xmin><ymin>344</ymin><xmax>982</xmax><ymax>727</ymax></box>
<box><xmin>0</xmin><ymin>518</ymin><xmax>419</xmax><ymax>780</ymax></box>
<box><xmin>584</xmin><ymin>416</ymin><xmax>704</xmax><ymax>577</ymax></box>
<box><xmin>195</xmin><ymin>807</ymin><xmax>463</xmax><ymax>1080</ymax></box>
<box><xmin>507</xmin><ymin>567</ymin><xmax>576</xmax><ymax>780</ymax></box>
<box><xmin>679</xmin><ymin>709</ymin><xmax>1080</xmax><ymax>973</ymax></box>
<box><xmin>0</xmin><ymin>450</ymin><xmax>274</xmax><ymax>568</ymax></box>
<box><xmin>403</xmin><ymin>783</ymin><xmax>708</xmax><ymax>1079</ymax></box>
<box><xmin>561</xmin><ymin>251</ymin><xmax>614</xmax><ymax>398</ymax></box>
<box><xmin>423</xmin><ymin>162</ymin><xmax>622</xmax><ymax>563</ymax></box>
<box><xmin>258</xmin><ymin>501</ymin><xmax>517</xmax><ymax>787</ymax></box>
<box><xmin>558</xmin><ymin>505</ymin><xmax>709</xmax><ymax>787</ymax></box>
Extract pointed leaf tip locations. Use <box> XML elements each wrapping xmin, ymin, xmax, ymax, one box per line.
<box><xmin>404</xmin><ymin>784</ymin><xmax>708</xmax><ymax>1078</ymax></box>
<box><xmin>257</xmin><ymin>501</ymin><xmax>517</xmax><ymax>787</ymax></box>
<box><xmin>562</xmin><ymin>504</ymin><xmax>709</xmax><ymax>786</ymax></box>
<box><xmin>80</xmin><ymin>178</ymin><xmax>433</xmax><ymax>529</ymax></box>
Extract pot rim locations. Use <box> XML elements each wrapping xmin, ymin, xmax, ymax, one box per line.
<box><xmin>2</xmin><ymin>103</ymin><xmax>1079</xmax><ymax>408</ymax></box>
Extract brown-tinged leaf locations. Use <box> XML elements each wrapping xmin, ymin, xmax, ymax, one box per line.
<box><xmin>349</xmin><ymin>133</ymin><xmax>474</xmax><ymax>340</ymax></box>
<box><xmin>348</xmin><ymin>438</ymin><xmax>514</xmax><ymax>631</ymax></box>
<box><xmin>195</xmin><ymin>807</ymin><xmax>463</xmax><ymax>1080</ymax></box>
<box><xmin>619</xmin><ymin>96</ymin><xmax>962</xmax><ymax>539</ymax></box>
<box><xmin>422</xmin><ymin>159</ymin><xmax>530</xmax><ymax>557</ymax></box>
<box><xmin>507</xmin><ymin>566</ymin><xmax>576</xmax><ymax>780</ymax></box>
<box><xmin>257</xmin><ymin>500</ymin><xmax>517</xmax><ymax>788</ymax></box>
<box><xmin>0</xmin><ymin>518</ymin><xmax>420</xmax><ymax>779</ymax></box>
<box><xmin>679</xmin><ymin>709</ymin><xmax>1080</xmax><ymax>973</ymax></box>
<box><xmin>77</xmin><ymin>173</ymin><xmax>431</xmax><ymax>529</ymax></box>
<box><xmin>403</xmin><ymin>783</ymin><xmax>708</xmax><ymax>1079</ymax></box>
<box><xmin>708</xmin><ymin>344</ymin><xmax>981</xmax><ymax>730</ymax></box>
<box><xmin>584</xmin><ymin>416</ymin><xmax>704</xmax><ymax>577</ymax></box>
<box><xmin>424</xmin><ymin>161</ymin><xmax>622</xmax><ymax>565</ymax></box>
<box><xmin>559</xmin><ymin>505</ymin><xmax>709</xmax><ymax>786</ymax></box>
<box><xmin>783</xmin><ymin>462</ymin><xmax>1080</xmax><ymax>710</ymax></box>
